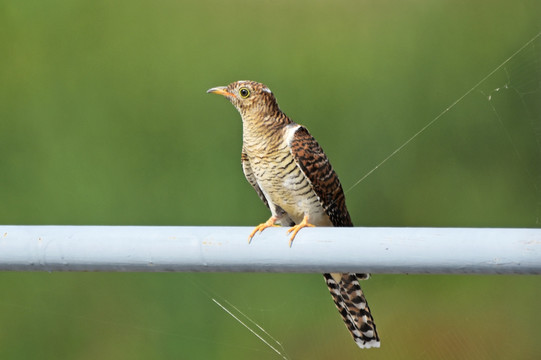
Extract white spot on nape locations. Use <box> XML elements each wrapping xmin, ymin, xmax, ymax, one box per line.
<box><xmin>261</xmin><ymin>87</ymin><xmax>272</xmax><ymax>94</ymax></box>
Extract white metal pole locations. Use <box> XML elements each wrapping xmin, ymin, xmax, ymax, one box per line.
<box><xmin>0</xmin><ymin>226</ymin><xmax>539</xmax><ymax>274</ymax></box>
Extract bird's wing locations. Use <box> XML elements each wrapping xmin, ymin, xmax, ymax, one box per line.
<box><xmin>241</xmin><ymin>149</ymin><xmax>270</xmax><ymax>210</ymax></box>
<box><xmin>288</xmin><ymin>125</ymin><xmax>353</xmax><ymax>227</ymax></box>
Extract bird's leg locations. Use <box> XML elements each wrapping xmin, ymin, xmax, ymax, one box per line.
<box><xmin>248</xmin><ymin>216</ymin><xmax>280</xmax><ymax>243</ymax></box>
<box><xmin>286</xmin><ymin>215</ymin><xmax>315</xmax><ymax>247</ymax></box>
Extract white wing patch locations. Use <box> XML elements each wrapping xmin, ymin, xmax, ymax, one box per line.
<box><xmin>284</xmin><ymin>124</ymin><xmax>301</xmax><ymax>147</ymax></box>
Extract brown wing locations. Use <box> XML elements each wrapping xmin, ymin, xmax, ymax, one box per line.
<box><xmin>241</xmin><ymin>149</ymin><xmax>270</xmax><ymax>210</ymax></box>
<box><xmin>289</xmin><ymin>126</ymin><xmax>353</xmax><ymax>227</ymax></box>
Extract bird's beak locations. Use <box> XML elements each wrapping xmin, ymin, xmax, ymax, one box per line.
<box><xmin>206</xmin><ymin>86</ymin><xmax>234</xmax><ymax>97</ymax></box>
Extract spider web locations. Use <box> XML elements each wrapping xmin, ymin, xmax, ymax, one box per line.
<box><xmin>345</xmin><ymin>31</ymin><xmax>541</xmax><ymax>225</ymax></box>
<box><xmin>348</xmin><ymin>32</ymin><xmax>541</xmax><ymax>191</ymax></box>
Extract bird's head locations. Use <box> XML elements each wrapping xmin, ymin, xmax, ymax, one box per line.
<box><xmin>207</xmin><ymin>80</ymin><xmax>282</xmax><ymax>120</ymax></box>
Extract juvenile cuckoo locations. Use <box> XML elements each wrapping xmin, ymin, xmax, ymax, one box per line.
<box><xmin>207</xmin><ymin>80</ymin><xmax>380</xmax><ymax>349</ymax></box>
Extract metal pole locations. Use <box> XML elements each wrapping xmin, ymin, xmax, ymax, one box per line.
<box><xmin>0</xmin><ymin>226</ymin><xmax>539</xmax><ymax>274</ymax></box>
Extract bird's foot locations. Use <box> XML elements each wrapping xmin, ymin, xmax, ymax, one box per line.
<box><xmin>248</xmin><ymin>216</ymin><xmax>280</xmax><ymax>243</ymax></box>
<box><xmin>286</xmin><ymin>215</ymin><xmax>315</xmax><ymax>247</ymax></box>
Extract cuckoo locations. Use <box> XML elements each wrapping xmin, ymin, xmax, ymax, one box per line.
<box><xmin>207</xmin><ymin>80</ymin><xmax>380</xmax><ymax>349</ymax></box>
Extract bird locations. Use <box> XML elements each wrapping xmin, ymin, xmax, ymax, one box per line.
<box><xmin>207</xmin><ymin>80</ymin><xmax>380</xmax><ymax>349</ymax></box>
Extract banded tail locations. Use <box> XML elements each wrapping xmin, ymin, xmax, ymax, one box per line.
<box><xmin>324</xmin><ymin>273</ymin><xmax>380</xmax><ymax>349</ymax></box>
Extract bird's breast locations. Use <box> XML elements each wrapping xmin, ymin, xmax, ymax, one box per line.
<box><xmin>244</xmin><ymin>134</ymin><xmax>331</xmax><ymax>226</ymax></box>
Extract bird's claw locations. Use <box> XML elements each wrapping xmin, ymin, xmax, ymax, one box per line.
<box><xmin>286</xmin><ymin>216</ymin><xmax>315</xmax><ymax>247</ymax></box>
<box><xmin>248</xmin><ymin>216</ymin><xmax>279</xmax><ymax>243</ymax></box>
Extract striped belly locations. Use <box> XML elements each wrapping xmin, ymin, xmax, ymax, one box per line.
<box><xmin>252</xmin><ymin>150</ymin><xmax>332</xmax><ymax>227</ymax></box>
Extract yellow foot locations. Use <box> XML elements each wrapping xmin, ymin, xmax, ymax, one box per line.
<box><xmin>286</xmin><ymin>215</ymin><xmax>315</xmax><ymax>247</ymax></box>
<box><xmin>248</xmin><ymin>216</ymin><xmax>280</xmax><ymax>243</ymax></box>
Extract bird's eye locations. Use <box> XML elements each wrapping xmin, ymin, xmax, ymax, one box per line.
<box><xmin>239</xmin><ymin>88</ymin><xmax>250</xmax><ymax>98</ymax></box>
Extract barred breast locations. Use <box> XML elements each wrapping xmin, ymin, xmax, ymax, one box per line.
<box><xmin>244</xmin><ymin>124</ymin><xmax>332</xmax><ymax>226</ymax></box>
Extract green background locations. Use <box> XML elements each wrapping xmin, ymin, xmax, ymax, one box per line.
<box><xmin>1</xmin><ymin>0</ymin><xmax>541</xmax><ymax>359</ymax></box>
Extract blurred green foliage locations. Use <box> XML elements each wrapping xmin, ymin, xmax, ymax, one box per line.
<box><xmin>1</xmin><ymin>0</ymin><xmax>540</xmax><ymax>359</ymax></box>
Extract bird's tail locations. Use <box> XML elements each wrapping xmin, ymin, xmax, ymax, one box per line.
<box><xmin>323</xmin><ymin>273</ymin><xmax>380</xmax><ymax>349</ymax></box>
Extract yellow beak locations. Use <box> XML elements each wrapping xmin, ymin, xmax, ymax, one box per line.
<box><xmin>206</xmin><ymin>86</ymin><xmax>234</xmax><ymax>97</ymax></box>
